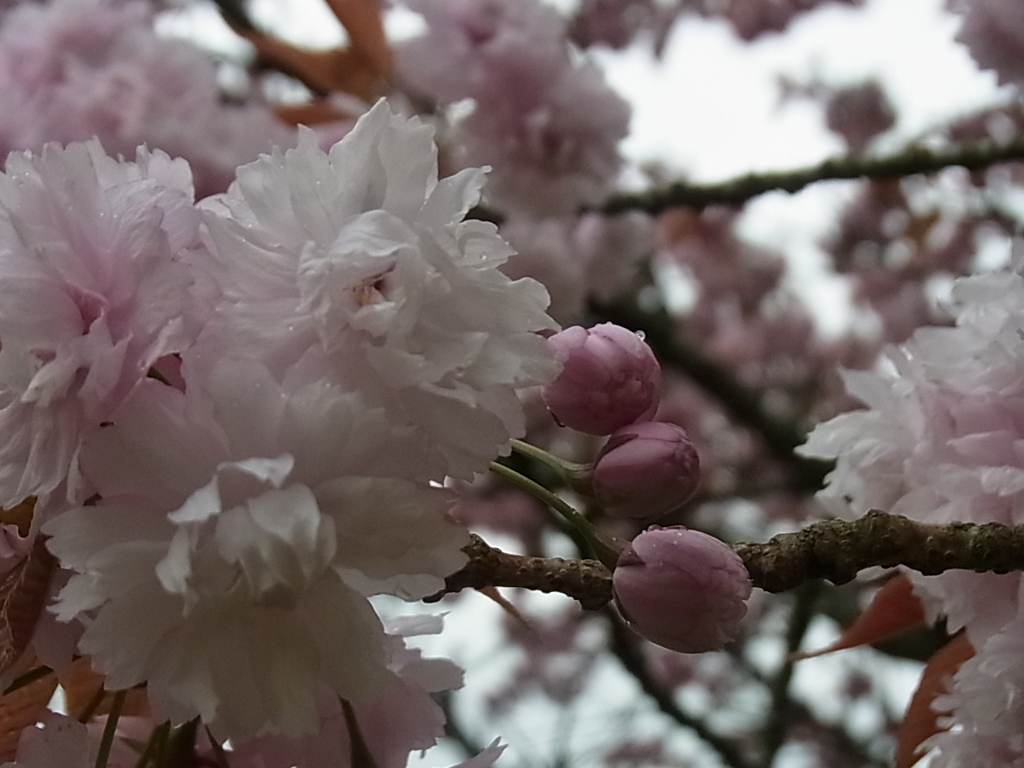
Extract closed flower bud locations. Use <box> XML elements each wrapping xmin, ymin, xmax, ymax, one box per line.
<box><xmin>613</xmin><ymin>526</ymin><xmax>752</xmax><ymax>653</ymax></box>
<box><xmin>542</xmin><ymin>323</ymin><xmax>660</xmax><ymax>435</ymax></box>
<box><xmin>591</xmin><ymin>421</ymin><xmax>700</xmax><ymax>520</ymax></box>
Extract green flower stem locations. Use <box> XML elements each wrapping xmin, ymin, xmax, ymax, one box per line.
<box><xmin>488</xmin><ymin>461</ymin><xmax>623</xmax><ymax>568</ymax></box>
<box><xmin>509</xmin><ymin>439</ymin><xmax>587</xmax><ymax>476</ymax></box>
<box><xmin>95</xmin><ymin>689</ymin><xmax>127</xmax><ymax>768</ymax></box>
<box><xmin>77</xmin><ymin>685</ymin><xmax>108</xmax><ymax>724</ymax></box>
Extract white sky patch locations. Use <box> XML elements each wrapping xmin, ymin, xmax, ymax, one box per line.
<box><xmin>154</xmin><ymin>2</ymin><xmax>251</xmax><ymax>56</ymax></box>
<box><xmin>739</xmin><ymin>183</ymin><xmax>862</xmax><ymax>337</ymax></box>
<box><xmin>596</xmin><ymin>19</ymin><xmax>843</xmax><ymax>180</ymax></box>
<box><xmin>594</xmin><ymin>0</ymin><xmax>1004</xmax><ymax>181</ymax></box>
<box><xmin>249</xmin><ymin>0</ymin><xmax>346</xmax><ymax>48</ymax></box>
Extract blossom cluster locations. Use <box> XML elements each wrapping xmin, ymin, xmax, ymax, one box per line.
<box><xmin>398</xmin><ymin>0</ymin><xmax>630</xmax><ymax>216</ymax></box>
<box><xmin>0</xmin><ymin>0</ymin><xmax>295</xmax><ymax>198</ymax></box>
<box><xmin>535</xmin><ymin>323</ymin><xmax>751</xmax><ymax>653</ymax></box>
<box><xmin>0</xmin><ymin>0</ymin><xmax>1017</xmax><ymax>765</ymax></box>
<box><xmin>800</xmin><ymin>260</ymin><xmax>1024</xmax><ymax>766</ymax></box>
<box><xmin>0</xmin><ymin>98</ymin><xmax>558</xmax><ymax>762</ymax></box>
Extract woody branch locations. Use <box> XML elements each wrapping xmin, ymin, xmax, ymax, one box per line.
<box><xmin>428</xmin><ymin>510</ymin><xmax>1024</xmax><ymax>607</ymax></box>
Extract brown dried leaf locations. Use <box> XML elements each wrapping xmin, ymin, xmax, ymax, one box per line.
<box><xmin>0</xmin><ymin>671</ymin><xmax>57</xmax><ymax>761</ymax></box>
<box><xmin>791</xmin><ymin>574</ymin><xmax>926</xmax><ymax>660</ymax></box>
<box><xmin>323</xmin><ymin>0</ymin><xmax>392</xmax><ymax>77</ymax></box>
<box><xmin>242</xmin><ymin>30</ymin><xmax>386</xmax><ymax>101</ymax></box>
<box><xmin>275</xmin><ymin>101</ymin><xmax>357</xmax><ymax>126</ymax></box>
<box><xmin>0</xmin><ymin>537</ymin><xmax>55</xmax><ymax>679</ymax></box>
<box><xmin>895</xmin><ymin>632</ymin><xmax>974</xmax><ymax>768</ymax></box>
<box><xmin>59</xmin><ymin>658</ymin><xmax>149</xmax><ymax>721</ymax></box>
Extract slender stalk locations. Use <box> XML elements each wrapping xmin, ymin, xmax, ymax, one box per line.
<box><xmin>488</xmin><ymin>461</ymin><xmax>623</xmax><ymax>567</ymax></box>
<box><xmin>2</xmin><ymin>665</ymin><xmax>52</xmax><ymax>695</ymax></box>
<box><xmin>95</xmin><ymin>689</ymin><xmax>127</xmax><ymax>768</ymax></box>
<box><xmin>489</xmin><ymin>462</ymin><xmax>584</xmax><ymax>529</ymax></box>
<box><xmin>510</xmin><ymin>439</ymin><xmax>594</xmax><ymax>496</ymax></box>
<box><xmin>509</xmin><ymin>439</ymin><xmax>588</xmax><ymax>476</ymax></box>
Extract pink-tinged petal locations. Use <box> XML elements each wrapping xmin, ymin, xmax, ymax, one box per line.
<box><xmin>0</xmin><ymin>138</ymin><xmax>210</xmax><ymax>507</ymax></box>
<box><xmin>201</xmin><ymin>99</ymin><xmax>558</xmax><ymax>480</ymax></box>
<box><xmin>592</xmin><ymin>421</ymin><xmax>701</xmax><ymax>521</ymax></box>
<box><xmin>7</xmin><ymin>711</ymin><xmax>93</xmax><ymax>768</ymax></box>
<box><xmin>543</xmin><ymin>323</ymin><xmax>661</xmax><ymax>435</ymax></box>
<box><xmin>613</xmin><ymin>526</ymin><xmax>752</xmax><ymax>653</ymax></box>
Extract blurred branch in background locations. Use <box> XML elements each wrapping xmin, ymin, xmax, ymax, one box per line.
<box><xmin>601</xmin><ymin>136</ymin><xmax>1024</xmax><ymax>214</ymax></box>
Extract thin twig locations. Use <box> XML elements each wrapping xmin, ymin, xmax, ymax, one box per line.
<box><xmin>429</xmin><ymin>512</ymin><xmax>1024</xmax><ymax>607</ymax></box>
<box><xmin>95</xmin><ymin>689</ymin><xmax>127</xmax><ymax>768</ymax></box>
<box><xmin>600</xmin><ymin>136</ymin><xmax>1024</xmax><ymax>214</ymax></box>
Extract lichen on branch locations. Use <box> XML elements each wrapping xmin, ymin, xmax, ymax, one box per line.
<box><xmin>429</xmin><ymin>510</ymin><xmax>1024</xmax><ymax>607</ymax></box>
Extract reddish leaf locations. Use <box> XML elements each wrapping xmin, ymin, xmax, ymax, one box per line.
<box><xmin>275</xmin><ymin>101</ymin><xmax>358</xmax><ymax>127</ymax></box>
<box><xmin>0</xmin><ymin>537</ymin><xmax>55</xmax><ymax>678</ymax></box>
<box><xmin>242</xmin><ymin>31</ymin><xmax>386</xmax><ymax>101</ymax></box>
<box><xmin>323</xmin><ymin>0</ymin><xmax>392</xmax><ymax>77</ymax></box>
<box><xmin>0</xmin><ymin>671</ymin><xmax>58</xmax><ymax>761</ymax></box>
<box><xmin>895</xmin><ymin>632</ymin><xmax>974</xmax><ymax>768</ymax></box>
<box><xmin>792</xmin><ymin>574</ymin><xmax>926</xmax><ymax>660</ymax></box>
<box><xmin>59</xmin><ymin>657</ymin><xmax>149</xmax><ymax>721</ymax></box>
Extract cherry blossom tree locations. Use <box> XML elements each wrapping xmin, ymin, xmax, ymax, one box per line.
<box><xmin>0</xmin><ymin>0</ymin><xmax>1019</xmax><ymax>766</ymax></box>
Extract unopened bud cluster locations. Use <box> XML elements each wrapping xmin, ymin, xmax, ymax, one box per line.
<box><xmin>542</xmin><ymin>323</ymin><xmax>700</xmax><ymax>521</ymax></box>
<box><xmin>542</xmin><ymin>324</ymin><xmax>752</xmax><ymax>653</ymax></box>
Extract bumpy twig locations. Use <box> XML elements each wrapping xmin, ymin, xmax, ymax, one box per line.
<box><xmin>428</xmin><ymin>511</ymin><xmax>1024</xmax><ymax>607</ymax></box>
<box><xmin>738</xmin><ymin>509</ymin><xmax>1024</xmax><ymax>591</ymax></box>
<box><xmin>426</xmin><ymin>535</ymin><xmax>613</xmax><ymax>610</ymax></box>
<box><xmin>601</xmin><ymin>135</ymin><xmax>1024</xmax><ymax>214</ymax></box>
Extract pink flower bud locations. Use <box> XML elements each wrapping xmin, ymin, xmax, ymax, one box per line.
<box><xmin>591</xmin><ymin>421</ymin><xmax>700</xmax><ymax>520</ymax></box>
<box><xmin>613</xmin><ymin>526</ymin><xmax>752</xmax><ymax>653</ymax></box>
<box><xmin>541</xmin><ymin>323</ymin><xmax>660</xmax><ymax>435</ymax></box>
